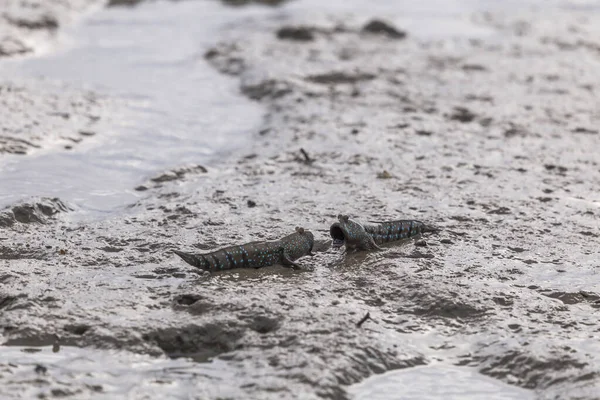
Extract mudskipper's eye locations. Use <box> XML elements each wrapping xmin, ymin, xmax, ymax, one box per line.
<box><xmin>342</xmin><ymin>215</ymin><xmax>349</xmax><ymax>222</ymax></box>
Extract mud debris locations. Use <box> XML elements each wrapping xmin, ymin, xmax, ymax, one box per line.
<box><xmin>356</xmin><ymin>312</ymin><xmax>371</xmax><ymax>328</ymax></box>
<box><xmin>221</xmin><ymin>0</ymin><xmax>288</xmax><ymax>6</ymax></box>
<box><xmin>0</xmin><ymin>198</ymin><xmax>71</xmax><ymax>228</ymax></box>
<box><xmin>276</xmin><ymin>26</ymin><xmax>315</xmax><ymax>42</ymax></box>
<box><xmin>362</xmin><ymin>19</ymin><xmax>407</xmax><ymax>39</ymax></box>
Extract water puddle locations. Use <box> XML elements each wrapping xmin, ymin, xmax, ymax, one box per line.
<box><xmin>1</xmin><ymin>345</ymin><xmax>239</xmax><ymax>398</ymax></box>
<box><xmin>348</xmin><ymin>364</ymin><xmax>534</xmax><ymax>400</ymax></box>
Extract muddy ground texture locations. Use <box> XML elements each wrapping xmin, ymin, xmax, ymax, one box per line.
<box><xmin>2</xmin><ymin>3</ymin><xmax>600</xmax><ymax>400</ymax></box>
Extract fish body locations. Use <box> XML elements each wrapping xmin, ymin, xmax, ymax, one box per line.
<box><xmin>174</xmin><ymin>227</ymin><xmax>314</xmax><ymax>271</ymax></box>
<box><xmin>363</xmin><ymin>220</ymin><xmax>429</xmax><ymax>245</ymax></box>
<box><xmin>330</xmin><ymin>214</ymin><xmax>433</xmax><ymax>251</ymax></box>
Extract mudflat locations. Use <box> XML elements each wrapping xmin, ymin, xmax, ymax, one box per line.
<box><xmin>1</xmin><ymin>1</ymin><xmax>599</xmax><ymax>399</ymax></box>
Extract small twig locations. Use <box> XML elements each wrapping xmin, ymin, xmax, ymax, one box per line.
<box><xmin>299</xmin><ymin>148</ymin><xmax>313</xmax><ymax>164</ymax></box>
<box><xmin>356</xmin><ymin>312</ymin><xmax>371</xmax><ymax>328</ymax></box>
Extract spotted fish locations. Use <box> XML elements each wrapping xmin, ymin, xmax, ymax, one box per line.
<box><xmin>329</xmin><ymin>214</ymin><xmax>434</xmax><ymax>251</ymax></box>
<box><xmin>173</xmin><ymin>227</ymin><xmax>314</xmax><ymax>271</ymax></box>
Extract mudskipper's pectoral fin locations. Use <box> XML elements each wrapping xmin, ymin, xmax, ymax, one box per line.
<box><xmin>368</xmin><ymin>237</ymin><xmax>384</xmax><ymax>251</ymax></box>
<box><xmin>281</xmin><ymin>252</ymin><xmax>302</xmax><ymax>270</ymax></box>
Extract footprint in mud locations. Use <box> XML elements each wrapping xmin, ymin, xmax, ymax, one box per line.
<box><xmin>144</xmin><ymin>313</ymin><xmax>281</xmax><ymax>361</ymax></box>
<box><xmin>143</xmin><ymin>322</ymin><xmax>245</xmax><ymax>361</ymax></box>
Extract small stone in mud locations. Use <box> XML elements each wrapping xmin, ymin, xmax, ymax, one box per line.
<box><xmin>59</xmin><ymin>249</ymin><xmax>66</xmax><ymax>255</ymax></box>
<box><xmin>276</xmin><ymin>26</ymin><xmax>315</xmax><ymax>42</ymax></box>
<box><xmin>150</xmin><ymin>165</ymin><xmax>207</xmax><ymax>183</ymax></box>
<box><xmin>414</xmin><ymin>239</ymin><xmax>427</xmax><ymax>247</ymax></box>
<box><xmin>34</xmin><ymin>364</ymin><xmax>47</xmax><ymax>374</ymax></box>
<box><xmin>544</xmin><ymin>164</ymin><xmax>568</xmax><ymax>173</ymax></box>
<box><xmin>107</xmin><ymin>0</ymin><xmax>145</xmax><ymax>6</ymax></box>
<box><xmin>449</xmin><ymin>107</ymin><xmax>477</xmax><ymax>123</ymax></box>
<box><xmin>247</xmin><ymin>200</ymin><xmax>257</xmax><ymax>208</ymax></box>
<box><xmin>174</xmin><ymin>294</ymin><xmax>202</xmax><ymax>306</ymax></box>
<box><xmin>416</xmin><ymin>130</ymin><xmax>432</xmax><ymax>136</ymax></box>
<box><xmin>462</xmin><ymin>64</ymin><xmax>488</xmax><ymax>72</ymax></box>
<box><xmin>572</xmin><ymin>127</ymin><xmax>598</xmax><ymax>135</ymax></box>
<box><xmin>306</xmin><ymin>72</ymin><xmax>375</xmax><ymax>85</ymax></box>
<box><xmin>362</xmin><ymin>19</ymin><xmax>407</xmax><ymax>39</ymax></box>
<box><xmin>135</xmin><ymin>185</ymin><xmax>148</xmax><ymax>191</ymax></box>
<box><xmin>508</xmin><ymin>247</ymin><xmax>526</xmax><ymax>253</ymax></box>
<box><xmin>221</xmin><ymin>0</ymin><xmax>287</xmax><ymax>6</ymax></box>
<box><xmin>377</xmin><ymin>170</ymin><xmax>393</xmax><ymax>179</ymax></box>
<box><xmin>249</xmin><ymin>315</ymin><xmax>281</xmax><ymax>334</ymax></box>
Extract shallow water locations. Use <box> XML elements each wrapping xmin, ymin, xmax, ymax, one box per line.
<box><xmin>0</xmin><ymin>0</ymin><xmax>265</xmax><ymax>213</ymax></box>
<box><xmin>349</xmin><ymin>364</ymin><xmax>534</xmax><ymax>400</ymax></box>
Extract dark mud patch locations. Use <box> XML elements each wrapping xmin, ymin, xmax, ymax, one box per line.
<box><xmin>2</xmin><ymin>328</ymin><xmax>62</xmax><ymax>348</ymax></box>
<box><xmin>0</xmin><ymin>245</ymin><xmax>49</xmax><ymax>260</ymax></box>
<box><xmin>221</xmin><ymin>0</ymin><xmax>288</xmax><ymax>7</ymax></box>
<box><xmin>476</xmin><ymin>348</ymin><xmax>592</xmax><ymax>390</ymax></box>
<box><xmin>4</xmin><ymin>14</ymin><xmax>59</xmax><ymax>30</ymax></box>
<box><xmin>332</xmin><ymin>347</ymin><xmax>426</xmax><ymax>387</ymax></box>
<box><xmin>276</xmin><ymin>26</ymin><xmax>315</xmax><ymax>42</ymax></box>
<box><xmin>246</xmin><ymin>315</ymin><xmax>281</xmax><ymax>334</ymax></box>
<box><xmin>63</xmin><ymin>324</ymin><xmax>91</xmax><ymax>336</ymax></box>
<box><xmin>143</xmin><ymin>322</ymin><xmax>245</xmax><ymax>361</ymax></box>
<box><xmin>107</xmin><ymin>0</ymin><xmax>146</xmax><ymax>6</ymax></box>
<box><xmin>135</xmin><ymin>165</ymin><xmax>208</xmax><ymax>191</ymax></box>
<box><xmin>0</xmin><ymin>294</ymin><xmax>20</xmax><ymax>310</ymax></box>
<box><xmin>241</xmin><ymin>76</ymin><xmax>292</xmax><ymax>100</ymax></box>
<box><xmin>448</xmin><ymin>106</ymin><xmax>478</xmax><ymax>123</ymax></box>
<box><xmin>540</xmin><ymin>290</ymin><xmax>600</xmax><ymax>308</ymax></box>
<box><xmin>172</xmin><ymin>294</ymin><xmax>213</xmax><ymax>314</ymax></box>
<box><xmin>305</xmin><ymin>71</ymin><xmax>376</xmax><ymax>85</ymax></box>
<box><xmin>0</xmin><ymin>198</ymin><xmax>70</xmax><ymax>228</ymax></box>
<box><xmin>362</xmin><ymin>19</ymin><xmax>407</xmax><ymax>39</ymax></box>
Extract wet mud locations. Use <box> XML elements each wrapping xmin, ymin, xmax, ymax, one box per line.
<box><xmin>2</xmin><ymin>1</ymin><xmax>600</xmax><ymax>399</ymax></box>
<box><xmin>0</xmin><ymin>80</ymin><xmax>115</xmax><ymax>155</ymax></box>
<box><xmin>0</xmin><ymin>0</ymin><xmax>103</xmax><ymax>57</ymax></box>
